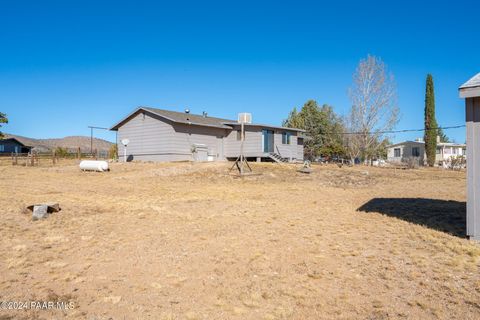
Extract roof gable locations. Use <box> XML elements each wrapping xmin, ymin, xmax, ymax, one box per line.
<box><xmin>0</xmin><ymin>137</ymin><xmax>31</xmax><ymax>147</ymax></box>
<box><xmin>459</xmin><ymin>73</ymin><xmax>480</xmax><ymax>98</ymax></box>
<box><xmin>460</xmin><ymin>73</ymin><xmax>480</xmax><ymax>89</ymax></box>
<box><xmin>110</xmin><ymin>107</ymin><xmax>233</xmax><ymax>130</ymax></box>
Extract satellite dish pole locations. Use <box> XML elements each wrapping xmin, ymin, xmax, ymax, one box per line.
<box><xmin>230</xmin><ymin>113</ymin><xmax>253</xmax><ymax>175</ymax></box>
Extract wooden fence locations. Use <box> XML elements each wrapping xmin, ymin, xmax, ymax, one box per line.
<box><xmin>0</xmin><ymin>149</ymin><xmax>111</xmax><ymax>167</ymax></box>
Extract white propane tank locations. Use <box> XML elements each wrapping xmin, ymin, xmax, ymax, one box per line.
<box><xmin>79</xmin><ymin>160</ymin><xmax>109</xmax><ymax>172</ymax></box>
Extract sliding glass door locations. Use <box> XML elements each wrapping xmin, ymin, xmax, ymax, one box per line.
<box><xmin>262</xmin><ymin>129</ymin><xmax>274</xmax><ymax>153</ymax></box>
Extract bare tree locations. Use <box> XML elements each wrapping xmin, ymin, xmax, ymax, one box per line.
<box><xmin>346</xmin><ymin>55</ymin><xmax>399</xmax><ymax>164</ymax></box>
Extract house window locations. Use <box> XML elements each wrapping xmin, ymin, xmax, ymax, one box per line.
<box><xmin>0</xmin><ymin>145</ymin><xmax>4</xmax><ymax>152</ymax></box>
<box><xmin>282</xmin><ymin>132</ymin><xmax>291</xmax><ymax>144</ymax></box>
<box><xmin>436</xmin><ymin>147</ymin><xmax>441</xmax><ymax>154</ymax></box>
<box><xmin>14</xmin><ymin>146</ymin><xmax>19</xmax><ymax>153</ymax></box>
<box><xmin>412</xmin><ymin>147</ymin><xmax>420</xmax><ymax>157</ymax></box>
<box><xmin>394</xmin><ymin>148</ymin><xmax>401</xmax><ymax>157</ymax></box>
<box><xmin>236</xmin><ymin>130</ymin><xmax>241</xmax><ymax>141</ymax></box>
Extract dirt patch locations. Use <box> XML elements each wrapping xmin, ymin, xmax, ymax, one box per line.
<box><xmin>0</xmin><ymin>162</ymin><xmax>478</xmax><ymax>319</ymax></box>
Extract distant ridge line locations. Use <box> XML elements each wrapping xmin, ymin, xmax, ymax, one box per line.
<box><xmin>3</xmin><ymin>133</ymin><xmax>114</xmax><ymax>153</ymax></box>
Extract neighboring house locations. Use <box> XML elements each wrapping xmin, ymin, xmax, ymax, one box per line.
<box><xmin>0</xmin><ymin>137</ymin><xmax>33</xmax><ymax>154</ymax></box>
<box><xmin>387</xmin><ymin>140</ymin><xmax>425</xmax><ymax>164</ymax></box>
<box><xmin>110</xmin><ymin>107</ymin><xmax>305</xmax><ymax>162</ymax></box>
<box><xmin>387</xmin><ymin>138</ymin><xmax>466</xmax><ymax>165</ymax></box>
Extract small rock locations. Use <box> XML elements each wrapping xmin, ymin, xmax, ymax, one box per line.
<box><xmin>103</xmin><ymin>296</ymin><xmax>122</xmax><ymax>304</ymax></box>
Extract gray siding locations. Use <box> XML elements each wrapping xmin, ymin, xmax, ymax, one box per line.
<box><xmin>224</xmin><ymin>128</ymin><xmax>263</xmax><ymax>158</ymax></box>
<box><xmin>117</xmin><ymin>112</ymin><xmax>190</xmax><ymax>161</ymax></box>
<box><xmin>171</xmin><ymin>123</ymin><xmax>228</xmax><ymax>160</ymax></box>
<box><xmin>466</xmin><ymin>97</ymin><xmax>480</xmax><ymax>240</ymax></box>
<box><xmin>117</xmin><ymin>112</ymin><xmax>228</xmax><ymax>162</ymax></box>
<box><xmin>274</xmin><ymin>131</ymin><xmax>300</xmax><ymax>160</ymax></box>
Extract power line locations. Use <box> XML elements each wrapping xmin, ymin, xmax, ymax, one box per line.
<box><xmin>328</xmin><ymin>125</ymin><xmax>465</xmax><ymax>136</ymax></box>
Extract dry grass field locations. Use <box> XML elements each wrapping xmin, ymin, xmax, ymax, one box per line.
<box><xmin>1</xmin><ymin>161</ymin><xmax>479</xmax><ymax>319</ymax></box>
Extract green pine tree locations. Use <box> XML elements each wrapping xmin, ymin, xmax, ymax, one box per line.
<box><xmin>283</xmin><ymin>100</ymin><xmax>345</xmax><ymax>160</ymax></box>
<box><xmin>0</xmin><ymin>112</ymin><xmax>8</xmax><ymax>139</ymax></box>
<box><xmin>424</xmin><ymin>74</ymin><xmax>437</xmax><ymax>166</ymax></box>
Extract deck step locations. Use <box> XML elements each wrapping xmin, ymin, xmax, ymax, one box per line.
<box><xmin>268</xmin><ymin>152</ymin><xmax>289</xmax><ymax>163</ymax></box>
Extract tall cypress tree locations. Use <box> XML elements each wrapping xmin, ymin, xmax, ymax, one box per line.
<box><xmin>424</xmin><ymin>74</ymin><xmax>437</xmax><ymax>166</ymax></box>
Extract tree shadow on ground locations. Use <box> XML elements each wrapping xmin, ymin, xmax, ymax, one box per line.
<box><xmin>357</xmin><ymin>198</ymin><xmax>466</xmax><ymax>238</ymax></box>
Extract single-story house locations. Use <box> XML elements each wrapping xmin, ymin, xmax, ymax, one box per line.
<box><xmin>0</xmin><ymin>137</ymin><xmax>33</xmax><ymax>154</ymax></box>
<box><xmin>460</xmin><ymin>72</ymin><xmax>480</xmax><ymax>240</ymax></box>
<box><xmin>110</xmin><ymin>107</ymin><xmax>305</xmax><ymax>162</ymax></box>
<box><xmin>387</xmin><ymin>138</ymin><xmax>466</xmax><ymax>165</ymax></box>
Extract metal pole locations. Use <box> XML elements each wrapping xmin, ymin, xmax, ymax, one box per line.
<box><xmin>90</xmin><ymin>127</ymin><xmax>93</xmax><ymax>155</ymax></box>
<box><xmin>240</xmin><ymin>122</ymin><xmax>244</xmax><ymax>174</ymax></box>
<box><xmin>88</xmin><ymin>126</ymin><xmax>109</xmax><ymax>157</ymax></box>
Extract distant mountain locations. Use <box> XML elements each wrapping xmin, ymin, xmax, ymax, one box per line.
<box><xmin>3</xmin><ymin>133</ymin><xmax>114</xmax><ymax>153</ymax></box>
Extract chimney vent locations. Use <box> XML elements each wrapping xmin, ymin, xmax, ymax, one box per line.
<box><xmin>185</xmin><ymin>108</ymin><xmax>190</xmax><ymax>114</ymax></box>
<box><xmin>202</xmin><ymin>111</ymin><xmax>208</xmax><ymax>117</ymax></box>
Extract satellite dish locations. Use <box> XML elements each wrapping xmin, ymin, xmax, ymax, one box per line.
<box><xmin>121</xmin><ymin>138</ymin><xmax>130</xmax><ymax>146</ymax></box>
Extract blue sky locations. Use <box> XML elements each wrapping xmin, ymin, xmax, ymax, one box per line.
<box><xmin>1</xmin><ymin>0</ymin><xmax>478</xmax><ymax>143</ymax></box>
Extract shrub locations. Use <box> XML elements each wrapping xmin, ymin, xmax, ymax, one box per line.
<box><xmin>405</xmin><ymin>157</ymin><xmax>420</xmax><ymax>169</ymax></box>
<box><xmin>54</xmin><ymin>147</ymin><xmax>69</xmax><ymax>157</ymax></box>
<box><xmin>109</xmin><ymin>144</ymin><xmax>118</xmax><ymax>160</ymax></box>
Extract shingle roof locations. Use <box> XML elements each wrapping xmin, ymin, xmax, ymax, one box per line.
<box><xmin>0</xmin><ymin>136</ymin><xmax>32</xmax><ymax>147</ymax></box>
<box><xmin>110</xmin><ymin>106</ymin><xmax>305</xmax><ymax>132</ymax></box>
<box><xmin>142</xmin><ymin>107</ymin><xmax>234</xmax><ymax>129</ymax></box>
<box><xmin>460</xmin><ymin>73</ymin><xmax>480</xmax><ymax>89</ymax></box>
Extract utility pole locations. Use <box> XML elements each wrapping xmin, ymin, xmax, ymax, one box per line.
<box><xmin>87</xmin><ymin>126</ymin><xmax>109</xmax><ymax>155</ymax></box>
